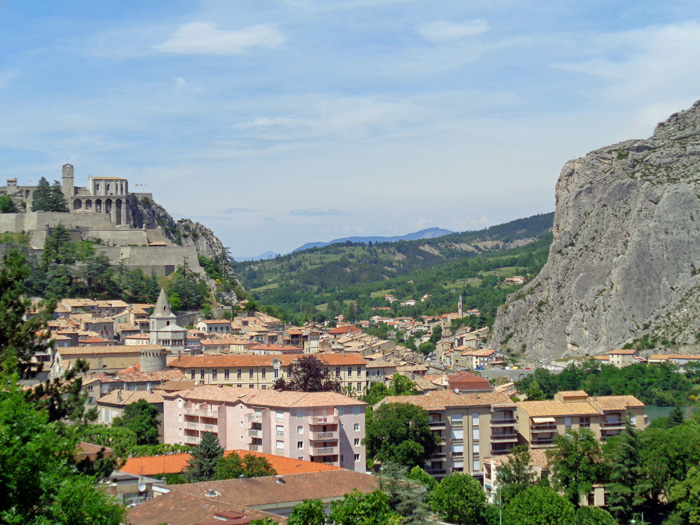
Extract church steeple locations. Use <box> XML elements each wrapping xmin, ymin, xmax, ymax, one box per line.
<box><xmin>152</xmin><ymin>288</ymin><xmax>176</xmax><ymax>320</ymax></box>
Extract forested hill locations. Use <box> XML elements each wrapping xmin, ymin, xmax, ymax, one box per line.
<box><xmin>238</xmin><ymin>213</ymin><xmax>554</xmax><ymax>324</ymax></box>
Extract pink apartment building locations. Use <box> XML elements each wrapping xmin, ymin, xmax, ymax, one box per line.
<box><xmin>163</xmin><ymin>386</ymin><xmax>367</xmax><ymax>472</ymax></box>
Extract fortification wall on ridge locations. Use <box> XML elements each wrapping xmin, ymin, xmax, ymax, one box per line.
<box><xmin>96</xmin><ymin>246</ymin><xmax>204</xmax><ymax>277</ymax></box>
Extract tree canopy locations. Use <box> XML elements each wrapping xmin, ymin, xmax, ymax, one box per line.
<box><xmin>430</xmin><ymin>473</ymin><xmax>488</xmax><ymax>525</ymax></box>
<box><xmin>112</xmin><ymin>399</ymin><xmax>159</xmax><ymax>446</ymax></box>
<box><xmin>277</xmin><ymin>355</ymin><xmax>340</xmax><ymax>392</ymax></box>
<box><xmin>503</xmin><ymin>485</ymin><xmax>575</xmax><ymax>525</ymax></box>
<box><xmin>365</xmin><ymin>402</ymin><xmax>439</xmax><ymax>469</ymax></box>
<box><xmin>215</xmin><ymin>452</ymin><xmax>277</xmax><ymax>480</ymax></box>
<box><xmin>31</xmin><ymin>177</ymin><xmax>69</xmax><ymax>212</ymax></box>
<box><xmin>183</xmin><ymin>432</ymin><xmax>224</xmax><ymax>482</ymax></box>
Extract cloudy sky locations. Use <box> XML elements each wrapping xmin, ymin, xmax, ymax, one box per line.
<box><xmin>3</xmin><ymin>1</ymin><xmax>700</xmax><ymax>257</ymax></box>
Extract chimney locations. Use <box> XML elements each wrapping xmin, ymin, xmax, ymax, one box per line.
<box><xmin>117</xmin><ymin>390</ymin><xmax>122</xmax><ymax>403</ymax></box>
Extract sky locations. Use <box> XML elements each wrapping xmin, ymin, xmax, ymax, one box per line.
<box><xmin>2</xmin><ymin>1</ymin><xmax>700</xmax><ymax>258</ymax></box>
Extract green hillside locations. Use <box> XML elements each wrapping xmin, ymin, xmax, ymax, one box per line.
<box><xmin>238</xmin><ymin>213</ymin><xmax>554</xmax><ymax>325</ymax></box>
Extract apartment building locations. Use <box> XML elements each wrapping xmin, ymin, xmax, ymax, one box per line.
<box><xmin>375</xmin><ymin>391</ymin><xmax>518</xmax><ymax>481</ymax></box>
<box><xmin>608</xmin><ymin>349</ymin><xmax>639</xmax><ymax>368</ymax></box>
<box><xmin>517</xmin><ymin>391</ymin><xmax>645</xmax><ymax>449</ymax></box>
<box><xmin>170</xmin><ymin>353</ymin><xmax>367</xmax><ymax>394</ymax></box>
<box><xmin>163</xmin><ymin>386</ymin><xmax>366</xmax><ymax>471</ymax></box>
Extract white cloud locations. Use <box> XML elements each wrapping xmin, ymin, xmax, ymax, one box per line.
<box><xmin>156</xmin><ymin>22</ymin><xmax>286</xmax><ymax>55</ymax></box>
<box><xmin>420</xmin><ymin>20</ymin><xmax>490</xmax><ymax>42</ymax></box>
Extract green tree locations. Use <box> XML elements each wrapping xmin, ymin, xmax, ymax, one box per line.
<box><xmin>607</xmin><ymin>422</ymin><xmax>642</xmax><ymax>522</ymax></box>
<box><xmin>287</xmin><ymin>499</ymin><xmax>327</xmax><ymax>525</ymax></box>
<box><xmin>496</xmin><ymin>445</ymin><xmax>537</xmax><ymax>504</ymax></box>
<box><xmin>31</xmin><ymin>177</ymin><xmax>69</xmax><ymax>212</ymax></box>
<box><xmin>429</xmin><ymin>325</ymin><xmax>442</xmax><ymax>344</ymax></box>
<box><xmin>284</xmin><ymin>356</ymin><xmax>340</xmax><ymax>392</ymax></box>
<box><xmin>183</xmin><ymin>432</ymin><xmax>224</xmax><ymax>482</ymax></box>
<box><xmin>0</xmin><ymin>195</ymin><xmax>17</xmax><ymax>213</ymax></box>
<box><xmin>365</xmin><ymin>402</ymin><xmax>439</xmax><ymax>469</ymax></box>
<box><xmin>669</xmin><ymin>465</ymin><xmax>700</xmax><ymax>524</ymax></box>
<box><xmin>503</xmin><ymin>485</ymin><xmax>575</xmax><ymax>525</ymax></box>
<box><xmin>389</xmin><ymin>373</ymin><xmax>419</xmax><ymax>396</ymax></box>
<box><xmin>430</xmin><ymin>473</ymin><xmax>487</xmax><ymax>525</ymax></box>
<box><xmin>112</xmin><ymin>399</ymin><xmax>159</xmax><ymax>446</ymax></box>
<box><xmin>215</xmin><ymin>452</ymin><xmax>276</xmax><ymax>480</ymax></box>
<box><xmin>667</xmin><ymin>406</ymin><xmax>685</xmax><ymax>428</ymax></box>
<box><xmin>378</xmin><ymin>462</ymin><xmax>433</xmax><ymax>524</ymax></box>
<box><xmin>406</xmin><ymin>465</ymin><xmax>438</xmax><ymax>495</ymax></box>
<box><xmin>328</xmin><ymin>489</ymin><xmax>401</xmax><ymax>525</ymax></box>
<box><xmin>77</xmin><ymin>425</ymin><xmax>138</xmax><ymax>459</ymax></box>
<box><xmin>0</xmin><ymin>381</ymin><xmax>125</xmax><ymax>524</ymax></box>
<box><xmin>573</xmin><ymin>506</ymin><xmax>617</xmax><ymax>524</ymax></box>
<box><xmin>547</xmin><ymin>429</ymin><xmax>605</xmax><ymax>507</ymax></box>
<box><xmin>363</xmin><ymin>382</ymin><xmax>390</xmax><ymax>406</ymax></box>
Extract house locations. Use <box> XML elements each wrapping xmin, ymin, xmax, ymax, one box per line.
<box><xmin>608</xmin><ymin>348</ymin><xmax>639</xmax><ymax>368</ymax></box>
<box><xmin>170</xmin><ymin>353</ymin><xmax>367</xmax><ymax>394</ymax></box>
<box><xmin>196</xmin><ymin>319</ymin><xmax>232</xmax><ymax>336</ymax></box>
<box><xmin>51</xmin><ymin>345</ymin><xmax>164</xmax><ymax>377</ymax></box>
<box><xmin>375</xmin><ymin>391</ymin><xmax>519</xmax><ymax>480</ymax></box>
<box><xmin>127</xmin><ymin>470</ymin><xmax>379</xmax><ymax>524</ymax></box>
<box><xmin>447</xmin><ymin>372</ymin><xmax>492</xmax><ymax>392</ymax></box>
<box><xmin>517</xmin><ymin>391</ymin><xmax>645</xmax><ymax>449</ymax></box>
<box><xmin>163</xmin><ymin>386</ymin><xmax>366</xmax><ymax>471</ymax></box>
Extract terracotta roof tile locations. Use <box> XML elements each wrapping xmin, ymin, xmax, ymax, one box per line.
<box><xmin>379</xmin><ymin>391</ymin><xmax>515</xmax><ymax>410</ymax></box>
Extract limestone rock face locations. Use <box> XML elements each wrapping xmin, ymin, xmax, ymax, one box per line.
<box><xmin>491</xmin><ymin>100</ymin><xmax>700</xmax><ymax>358</ymax></box>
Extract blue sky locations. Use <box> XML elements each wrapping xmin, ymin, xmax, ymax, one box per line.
<box><xmin>2</xmin><ymin>1</ymin><xmax>700</xmax><ymax>257</ymax></box>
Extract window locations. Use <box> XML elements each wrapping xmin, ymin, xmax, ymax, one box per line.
<box><xmin>354</xmin><ymin>438</ymin><xmax>360</xmax><ymax>446</ymax></box>
<box><xmin>580</xmin><ymin>417</ymin><xmax>590</xmax><ymax>428</ymax></box>
<box><xmin>453</xmin><ymin>460</ymin><xmax>464</xmax><ymax>470</ymax></box>
<box><xmin>353</xmin><ymin>406</ymin><xmax>362</xmax><ymax>416</ymax></box>
<box><xmin>297</xmin><ymin>441</ymin><xmax>304</xmax><ymax>449</ymax></box>
<box><xmin>276</xmin><ymin>411</ymin><xmax>284</xmax><ymax>422</ymax></box>
<box><xmin>357</xmin><ymin>366</ymin><xmax>362</xmax><ymax>376</ymax></box>
<box><xmin>237</xmin><ymin>369</ymin><xmax>242</xmax><ymax>379</ymax></box>
<box><xmin>336</xmin><ymin>367</ymin><xmax>341</xmax><ymax>377</ymax></box>
<box><xmin>348</xmin><ymin>367</ymin><xmax>352</xmax><ymax>377</ymax></box>
<box><xmin>237</xmin><ymin>384</ymin><xmax>242</xmax><ymax>388</ymax></box>
<box><xmin>225</xmin><ymin>369</ymin><xmax>230</xmax><ymax>379</ymax></box>
<box><xmin>451</xmin><ymin>429</ymin><xmax>463</xmax><ymax>440</ymax></box>
<box><xmin>277</xmin><ymin>425</ymin><xmax>285</xmax><ymax>437</ymax></box>
<box><xmin>178</xmin><ymin>427</ymin><xmax>183</xmax><ymax>437</ymax></box>
<box><xmin>297</xmin><ymin>425</ymin><xmax>304</xmax><ymax>434</ymax></box>
<box><xmin>262</xmin><ymin>368</ymin><xmax>266</xmax><ymax>379</ymax></box>
<box><xmin>354</xmin><ymin>454</ymin><xmax>360</xmax><ymax>462</ymax></box>
<box><xmin>191</xmin><ymin>370</ymin><xmax>195</xmax><ymax>380</ymax></box>
<box><xmin>212</xmin><ymin>369</ymin><xmax>218</xmax><ymax>380</ymax></box>
<box><xmin>356</xmin><ymin>382</ymin><xmax>362</xmax><ymax>392</ymax></box>
<box><xmin>276</xmin><ymin>440</ymin><xmax>284</xmax><ymax>452</ymax></box>
<box><xmin>472</xmin><ymin>428</ymin><xmax>480</xmax><ymax>441</ymax></box>
<box><xmin>262</xmin><ymin>385</ymin><xmax>267</xmax><ymax>389</ymax></box>
<box><xmin>472</xmin><ymin>413</ymin><xmax>479</xmax><ymax>427</ymax></box>
<box><xmin>630</xmin><ymin>415</ymin><xmax>637</xmax><ymax>426</ymax></box>
<box><xmin>274</xmin><ymin>369</ymin><xmax>279</xmax><ymax>379</ymax></box>
<box><xmin>473</xmin><ymin>460</ymin><xmax>480</xmax><ymax>472</ymax></box>
<box><xmin>200</xmin><ymin>370</ymin><xmax>205</xmax><ymax>380</ymax></box>
<box><xmin>249</xmin><ymin>384</ymin><xmax>254</xmax><ymax>388</ymax></box>
<box><xmin>472</xmin><ymin>444</ymin><xmax>480</xmax><ymax>455</ymax></box>
<box><xmin>249</xmin><ymin>368</ymin><xmax>254</xmax><ymax>379</ymax></box>
<box><xmin>354</xmin><ymin>423</ymin><xmax>360</xmax><ymax>432</ymax></box>
<box><xmin>452</xmin><ymin>444</ymin><xmax>464</xmax><ymax>454</ymax></box>
<box><xmin>565</xmin><ymin>417</ymin><xmax>572</xmax><ymax>428</ymax></box>
<box><xmin>452</xmin><ymin>414</ymin><xmax>463</xmax><ymax>426</ymax></box>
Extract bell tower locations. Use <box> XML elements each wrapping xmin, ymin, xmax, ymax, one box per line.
<box><xmin>62</xmin><ymin>164</ymin><xmax>75</xmax><ymax>199</ymax></box>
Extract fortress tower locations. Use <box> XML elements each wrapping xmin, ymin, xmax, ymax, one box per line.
<box><xmin>62</xmin><ymin>164</ymin><xmax>74</xmax><ymax>199</ymax></box>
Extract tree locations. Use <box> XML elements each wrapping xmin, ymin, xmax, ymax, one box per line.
<box><xmin>430</xmin><ymin>473</ymin><xmax>488</xmax><ymax>525</ymax></box>
<box><xmin>284</xmin><ymin>356</ymin><xmax>340</xmax><ymax>392</ymax></box>
<box><xmin>365</xmin><ymin>402</ymin><xmax>439</xmax><ymax>469</ymax></box>
<box><xmin>287</xmin><ymin>499</ymin><xmax>327</xmax><ymax>525</ymax></box>
<box><xmin>667</xmin><ymin>406</ymin><xmax>684</xmax><ymax>428</ymax></box>
<box><xmin>573</xmin><ymin>506</ymin><xmax>617</xmax><ymax>525</ymax></box>
<box><xmin>378</xmin><ymin>462</ymin><xmax>434</xmax><ymax>524</ymax></box>
<box><xmin>0</xmin><ymin>381</ymin><xmax>125</xmax><ymax>524</ymax></box>
<box><xmin>389</xmin><ymin>373</ymin><xmax>418</xmax><ymax>396</ymax></box>
<box><xmin>669</xmin><ymin>465</ymin><xmax>700</xmax><ymax>524</ymax></box>
<box><xmin>496</xmin><ymin>445</ymin><xmax>537</xmax><ymax>504</ymax></box>
<box><xmin>503</xmin><ymin>485</ymin><xmax>575</xmax><ymax>525</ymax></box>
<box><xmin>547</xmin><ymin>429</ymin><xmax>605</xmax><ymax>507</ymax></box>
<box><xmin>607</xmin><ymin>422</ymin><xmax>642</xmax><ymax>522</ymax></box>
<box><xmin>183</xmin><ymin>432</ymin><xmax>223</xmax><ymax>482</ymax></box>
<box><xmin>524</xmin><ymin>382</ymin><xmax>545</xmax><ymax>401</ymax></box>
<box><xmin>406</xmin><ymin>465</ymin><xmax>438</xmax><ymax>495</ymax></box>
<box><xmin>215</xmin><ymin>452</ymin><xmax>276</xmax><ymax>480</ymax></box>
<box><xmin>112</xmin><ymin>399</ymin><xmax>159</xmax><ymax>446</ymax></box>
<box><xmin>31</xmin><ymin>177</ymin><xmax>68</xmax><ymax>212</ymax></box>
<box><xmin>429</xmin><ymin>325</ymin><xmax>442</xmax><ymax>344</ymax></box>
<box><xmin>0</xmin><ymin>195</ymin><xmax>17</xmax><ymax>213</ymax></box>
<box><xmin>328</xmin><ymin>489</ymin><xmax>401</xmax><ymax>525</ymax></box>
<box><xmin>0</xmin><ymin>249</ymin><xmax>55</xmax><ymax>379</ymax></box>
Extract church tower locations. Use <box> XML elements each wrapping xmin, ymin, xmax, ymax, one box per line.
<box><xmin>150</xmin><ymin>288</ymin><xmax>177</xmax><ymax>342</ymax></box>
<box><xmin>62</xmin><ymin>164</ymin><xmax>74</xmax><ymax>200</ymax></box>
<box><xmin>149</xmin><ymin>288</ymin><xmax>187</xmax><ymax>354</ymax></box>
<box><xmin>458</xmin><ymin>294</ymin><xmax>464</xmax><ymax>318</ymax></box>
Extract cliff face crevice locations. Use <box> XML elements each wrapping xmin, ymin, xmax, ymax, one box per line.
<box><xmin>491</xmin><ymin>100</ymin><xmax>700</xmax><ymax>358</ymax></box>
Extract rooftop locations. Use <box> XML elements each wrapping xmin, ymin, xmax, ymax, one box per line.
<box><xmin>378</xmin><ymin>390</ymin><xmax>515</xmax><ymax>411</ymax></box>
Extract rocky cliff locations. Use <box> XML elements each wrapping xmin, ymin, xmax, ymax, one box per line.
<box><xmin>491</xmin><ymin>100</ymin><xmax>700</xmax><ymax>358</ymax></box>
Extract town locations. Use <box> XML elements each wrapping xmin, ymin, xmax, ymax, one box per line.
<box><xmin>17</xmin><ymin>282</ymin><xmax>699</xmax><ymax>524</ymax></box>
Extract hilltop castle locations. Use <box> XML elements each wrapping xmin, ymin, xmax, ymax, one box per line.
<box><xmin>0</xmin><ymin>164</ymin><xmax>204</xmax><ymax>276</ymax></box>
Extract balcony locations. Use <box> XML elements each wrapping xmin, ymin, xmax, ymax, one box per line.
<box><xmin>425</xmin><ymin>468</ymin><xmax>447</xmax><ymax>476</ymax></box>
<box><xmin>185</xmin><ymin>407</ymin><xmax>213</xmax><ymax>417</ymax></box>
<box><xmin>309</xmin><ymin>415</ymin><xmax>337</xmax><ymax>425</ymax></box>
<box><xmin>429</xmin><ymin>420</ymin><xmax>447</xmax><ymax>430</ymax></box>
<box><xmin>249</xmin><ymin>444</ymin><xmax>260</xmax><ymax>452</ymax></box>
<box><xmin>531</xmin><ymin>437</ymin><xmax>555</xmax><ymax>447</ymax></box>
<box><xmin>186</xmin><ymin>435</ymin><xmax>199</xmax><ymax>444</ymax></box>
<box><xmin>247</xmin><ymin>413</ymin><xmax>262</xmax><ymax>422</ymax></box>
<box><xmin>491</xmin><ymin>418</ymin><xmax>517</xmax><ymax>426</ymax></box>
<box><xmin>311</xmin><ymin>431</ymin><xmax>338</xmax><ymax>441</ymax></box>
<box><xmin>203</xmin><ymin>423</ymin><xmax>217</xmax><ymax>432</ymax></box>
<box><xmin>601</xmin><ymin>421</ymin><xmax>625</xmax><ymax>429</ymax></box>
<box><xmin>491</xmin><ymin>433</ymin><xmax>518</xmax><ymax>442</ymax></box>
<box><xmin>531</xmin><ymin>425</ymin><xmax>557</xmax><ymax>433</ymax></box>
<box><xmin>186</xmin><ymin>422</ymin><xmax>197</xmax><ymax>429</ymax></box>
<box><xmin>310</xmin><ymin>446</ymin><xmax>339</xmax><ymax>456</ymax></box>
<box><xmin>431</xmin><ymin>452</ymin><xmax>447</xmax><ymax>461</ymax></box>
<box><xmin>248</xmin><ymin>429</ymin><xmax>261</xmax><ymax>437</ymax></box>
<box><xmin>276</xmin><ymin>430</ymin><xmax>285</xmax><ymax>438</ymax></box>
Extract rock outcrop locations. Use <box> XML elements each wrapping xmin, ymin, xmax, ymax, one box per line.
<box><xmin>491</xmin><ymin>100</ymin><xmax>700</xmax><ymax>358</ymax></box>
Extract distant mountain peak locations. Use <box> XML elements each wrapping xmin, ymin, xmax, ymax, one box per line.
<box><xmin>292</xmin><ymin>227</ymin><xmax>454</xmax><ymax>253</ymax></box>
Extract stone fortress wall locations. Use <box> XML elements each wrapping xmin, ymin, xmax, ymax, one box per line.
<box><xmin>0</xmin><ymin>164</ymin><xmax>204</xmax><ymax>277</ymax></box>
